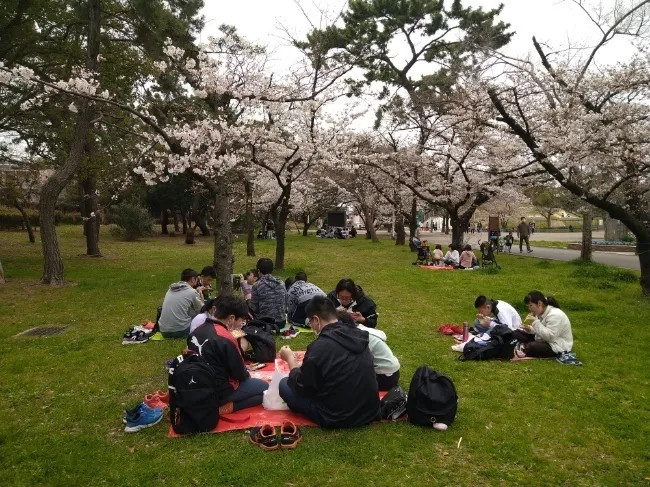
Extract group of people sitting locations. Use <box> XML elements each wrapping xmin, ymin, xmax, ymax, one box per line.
<box><xmin>157</xmin><ymin>257</ymin><xmax>398</xmax><ymax>428</ymax></box>
<box><xmin>157</xmin><ymin>257</ymin><xmax>577</xmax><ymax>430</ymax></box>
<box><xmin>468</xmin><ymin>292</ymin><xmax>576</xmax><ymax>360</ymax></box>
<box><xmin>417</xmin><ymin>242</ymin><xmax>481</xmax><ymax>269</ymax></box>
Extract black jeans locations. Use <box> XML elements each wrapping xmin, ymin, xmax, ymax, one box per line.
<box><xmin>512</xmin><ymin>330</ymin><xmax>556</xmax><ymax>358</ymax></box>
<box><xmin>376</xmin><ymin>370</ymin><xmax>400</xmax><ymax>391</ymax></box>
<box><xmin>519</xmin><ymin>236</ymin><xmax>531</xmax><ymax>252</ymax></box>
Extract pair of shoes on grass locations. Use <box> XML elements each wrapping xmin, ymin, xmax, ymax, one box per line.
<box><xmin>249</xmin><ymin>422</ymin><xmax>302</xmax><ymax>450</ymax></box>
<box><xmin>144</xmin><ymin>390</ymin><xmax>169</xmax><ymax>409</ymax></box>
<box><xmin>123</xmin><ymin>403</ymin><xmax>163</xmax><ymax>433</ymax></box>
<box><xmin>556</xmin><ymin>351</ymin><xmax>583</xmax><ymax>366</ymax></box>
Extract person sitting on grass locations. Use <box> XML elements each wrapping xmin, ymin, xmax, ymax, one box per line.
<box><xmin>443</xmin><ymin>244</ymin><xmax>460</xmax><ymax>267</ymax></box>
<box><xmin>249</xmin><ymin>258</ymin><xmax>287</xmax><ymax>328</ymax></box>
<box><xmin>239</xmin><ymin>269</ymin><xmax>258</xmax><ymax>301</ymax></box>
<box><xmin>512</xmin><ymin>291</ymin><xmax>575</xmax><ymax>360</ymax></box>
<box><xmin>158</xmin><ymin>268</ymin><xmax>205</xmax><ymax>338</ymax></box>
<box><xmin>190</xmin><ymin>297</ymin><xmax>218</xmax><ymax>333</ymax></box>
<box><xmin>337</xmin><ymin>311</ymin><xmax>401</xmax><ymax>391</ymax></box>
<box><xmin>459</xmin><ymin>245</ymin><xmax>479</xmax><ymax>270</ymax></box>
<box><xmin>431</xmin><ymin>244</ymin><xmax>444</xmax><ymax>266</ymax></box>
<box><xmin>474</xmin><ymin>295</ymin><xmax>522</xmax><ymax>333</ymax></box>
<box><xmin>327</xmin><ymin>278</ymin><xmax>378</xmax><ymax>328</ymax></box>
<box><xmin>278</xmin><ymin>296</ymin><xmax>381</xmax><ymax>428</ymax></box>
<box><xmin>287</xmin><ymin>272</ymin><xmax>326</xmax><ymax>327</ymax></box>
<box><xmin>187</xmin><ymin>295</ymin><xmax>268</xmax><ymax>413</ymax></box>
<box><xmin>198</xmin><ymin>266</ymin><xmax>217</xmax><ymax>299</ymax></box>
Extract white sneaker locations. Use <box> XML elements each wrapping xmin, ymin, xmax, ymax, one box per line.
<box><xmin>451</xmin><ymin>343</ymin><xmax>466</xmax><ymax>352</ymax></box>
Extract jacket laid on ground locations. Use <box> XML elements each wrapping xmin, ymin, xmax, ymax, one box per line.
<box><xmin>358</xmin><ymin>324</ymin><xmax>400</xmax><ymax>375</ymax></box>
<box><xmin>327</xmin><ymin>288</ymin><xmax>378</xmax><ymax>328</ymax></box>
<box><xmin>288</xmin><ymin>322</ymin><xmax>380</xmax><ymax>428</ymax></box>
<box><xmin>158</xmin><ymin>282</ymin><xmax>204</xmax><ymax>333</ymax></box>
<box><xmin>532</xmin><ymin>305</ymin><xmax>573</xmax><ymax>353</ymax></box>
<box><xmin>517</xmin><ymin>221</ymin><xmax>530</xmax><ymax>237</ymax></box>
<box><xmin>489</xmin><ymin>300</ymin><xmax>522</xmax><ymax>331</ymax></box>
<box><xmin>186</xmin><ymin>320</ymin><xmax>249</xmax><ymax>404</ymax></box>
<box><xmin>287</xmin><ymin>280</ymin><xmax>326</xmax><ymax>325</ymax></box>
<box><xmin>250</xmin><ymin>274</ymin><xmax>287</xmax><ymax>323</ymax></box>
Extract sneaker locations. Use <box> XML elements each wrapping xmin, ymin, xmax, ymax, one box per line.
<box><xmin>123</xmin><ymin>402</ymin><xmax>158</xmax><ymax>424</ymax></box>
<box><xmin>451</xmin><ymin>342</ymin><xmax>466</xmax><ymax>353</ymax></box>
<box><xmin>144</xmin><ymin>391</ymin><xmax>169</xmax><ymax>409</ymax></box>
<box><xmin>280</xmin><ymin>421</ymin><xmax>302</xmax><ymax>449</ymax></box>
<box><xmin>514</xmin><ymin>343</ymin><xmax>527</xmax><ymax>359</ymax></box>
<box><xmin>528</xmin><ymin>250</ymin><xmax>533</xmax><ymax>253</ymax></box>
<box><xmin>280</xmin><ymin>327</ymin><xmax>300</xmax><ymax>340</ymax></box>
<box><xmin>122</xmin><ymin>330</ymin><xmax>150</xmax><ymax>345</ymax></box>
<box><xmin>556</xmin><ymin>352</ymin><xmax>582</xmax><ymax>366</ymax></box>
<box><xmin>249</xmin><ymin>424</ymin><xmax>279</xmax><ymax>451</ymax></box>
<box><xmin>124</xmin><ymin>406</ymin><xmax>163</xmax><ymax>432</ymax></box>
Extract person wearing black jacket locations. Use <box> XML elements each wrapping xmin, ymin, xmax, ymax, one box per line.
<box><xmin>186</xmin><ymin>296</ymin><xmax>268</xmax><ymax>413</ymax></box>
<box><xmin>327</xmin><ymin>278</ymin><xmax>378</xmax><ymax>328</ymax></box>
<box><xmin>278</xmin><ymin>296</ymin><xmax>380</xmax><ymax>428</ymax></box>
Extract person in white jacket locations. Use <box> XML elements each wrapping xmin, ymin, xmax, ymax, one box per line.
<box><xmin>513</xmin><ymin>291</ymin><xmax>574</xmax><ymax>358</ymax></box>
<box><xmin>337</xmin><ymin>311</ymin><xmax>400</xmax><ymax>391</ymax></box>
<box><xmin>474</xmin><ymin>296</ymin><xmax>522</xmax><ymax>332</ymax></box>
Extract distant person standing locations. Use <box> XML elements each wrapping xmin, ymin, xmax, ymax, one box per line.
<box><xmin>470</xmin><ymin>223</ymin><xmax>476</xmax><ymax>234</ymax></box>
<box><xmin>517</xmin><ymin>217</ymin><xmax>533</xmax><ymax>253</ymax></box>
<box><xmin>477</xmin><ymin>222</ymin><xmax>483</xmax><ymax>234</ymax></box>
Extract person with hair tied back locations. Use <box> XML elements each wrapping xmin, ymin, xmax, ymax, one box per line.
<box><xmin>278</xmin><ymin>296</ymin><xmax>380</xmax><ymax>428</ymax></box>
<box><xmin>513</xmin><ymin>291</ymin><xmax>573</xmax><ymax>359</ymax></box>
<box><xmin>187</xmin><ymin>295</ymin><xmax>269</xmax><ymax>413</ymax></box>
<box><xmin>327</xmin><ymin>278</ymin><xmax>378</xmax><ymax>328</ymax></box>
<box><xmin>158</xmin><ymin>268</ymin><xmax>205</xmax><ymax>338</ymax></box>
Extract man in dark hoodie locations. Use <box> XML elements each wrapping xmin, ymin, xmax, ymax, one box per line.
<box><xmin>250</xmin><ymin>258</ymin><xmax>287</xmax><ymax>327</ymax></box>
<box><xmin>327</xmin><ymin>278</ymin><xmax>378</xmax><ymax>328</ymax></box>
<box><xmin>286</xmin><ymin>272</ymin><xmax>326</xmax><ymax>327</ymax></box>
<box><xmin>159</xmin><ymin>268</ymin><xmax>205</xmax><ymax>338</ymax></box>
<box><xmin>278</xmin><ymin>296</ymin><xmax>380</xmax><ymax>428</ymax></box>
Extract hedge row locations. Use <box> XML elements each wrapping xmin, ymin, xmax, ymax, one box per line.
<box><xmin>0</xmin><ymin>206</ymin><xmax>82</xmax><ymax>230</ymax></box>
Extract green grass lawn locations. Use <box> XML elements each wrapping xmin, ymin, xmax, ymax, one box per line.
<box><xmin>1</xmin><ymin>227</ymin><xmax>650</xmax><ymax>486</ymax></box>
<box><xmin>530</xmin><ymin>241</ymin><xmax>570</xmax><ymax>249</ymax></box>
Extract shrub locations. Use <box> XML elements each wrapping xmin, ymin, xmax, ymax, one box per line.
<box><xmin>621</xmin><ymin>234</ymin><xmax>635</xmax><ymax>243</ymax></box>
<box><xmin>110</xmin><ymin>204</ymin><xmax>153</xmax><ymax>241</ymax></box>
<box><xmin>0</xmin><ymin>206</ymin><xmax>81</xmax><ymax>229</ymax></box>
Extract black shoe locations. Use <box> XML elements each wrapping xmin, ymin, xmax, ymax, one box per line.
<box><xmin>528</xmin><ymin>250</ymin><xmax>533</xmax><ymax>253</ymax></box>
<box><xmin>280</xmin><ymin>421</ymin><xmax>302</xmax><ymax>449</ymax></box>
<box><xmin>249</xmin><ymin>424</ymin><xmax>279</xmax><ymax>451</ymax></box>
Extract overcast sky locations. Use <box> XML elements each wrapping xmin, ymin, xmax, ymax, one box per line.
<box><xmin>200</xmin><ymin>0</ymin><xmax>631</xmax><ymax>67</ymax></box>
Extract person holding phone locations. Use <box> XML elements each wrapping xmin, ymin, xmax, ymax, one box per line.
<box><xmin>326</xmin><ymin>278</ymin><xmax>378</xmax><ymax>328</ymax></box>
<box><xmin>158</xmin><ymin>268</ymin><xmax>205</xmax><ymax>338</ymax></box>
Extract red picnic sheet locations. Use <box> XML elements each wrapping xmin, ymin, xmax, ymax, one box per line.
<box><xmin>419</xmin><ymin>265</ymin><xmax>455</xmax><ymax>271</ymax></box>
<box><xmin>167</xmin><ymin>352</ymin><xmax>389</xmax><ymax>437</ymax></box>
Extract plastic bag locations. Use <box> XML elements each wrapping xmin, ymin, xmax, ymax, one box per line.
<box><xmin>262</xmin><ymin>360</ymin><xmax>289</xmax><ymax>410</ymax></box>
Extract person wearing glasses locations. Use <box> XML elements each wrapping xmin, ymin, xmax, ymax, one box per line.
<box><xmin>326</xmin><ymin>278</ymin><xmax>378</xmax><ymax>328</ymax></box>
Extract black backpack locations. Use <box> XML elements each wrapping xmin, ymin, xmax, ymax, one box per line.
<box><xmin>248</xmin><ymin>317</ymin><xmax>282</xmax><ymax>335</ymax></box>
<box><xmin>407</xmin><ymin>366</ymin><xmax>458</xmax><ymax>427</ymax></box>
<box><xmin>241</xmin><ymin>325</ymin><xmax>276</xmax><ymax>363</ymax></box>
<box><xmin>168</xmin><ymin>351</ymin><xmax>220</xmax><ymax>435</ymax></box>
<box><xmin>380</xmin><ymin>386</ymin><xmax>408</xmax><ymax>420</ymax></box>
<box><xmin>461</xmin><ymin>325</ymin><xmax>516</xmax><ymax>361</ymax></box>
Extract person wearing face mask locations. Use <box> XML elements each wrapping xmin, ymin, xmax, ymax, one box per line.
<box><xmin>278</xmin><ymin>296</ymin><xmax>381</xmax><ymax>428</ymax></box>
<box><xmin>186</xmin><ymin>295</ymin><xmax>269</xmax><ymax>413</ymax></box>
<box><xmin>326</xmin><ymin>278</ymin><xmax>378</xmax><ymax>328</ymax></box>
<box><xmin>513</xmin><ymin>291</ymin><xmax>573</xmax><ymax>359</ymax></box>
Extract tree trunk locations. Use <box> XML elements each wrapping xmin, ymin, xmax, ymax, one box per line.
<box><xmin>275</xmin><ymin>194</ymin><xmax>290</xmax><ymax>271</ymax></box>
<box><xmin>637</xmin><ymin>239</ymin><xmax>650</xmax><ymax>296</ymax></box>
<box><xmin>185</xmin><ymin>226</ymin><xmax>195</xmax><ymax>245</ymax></box>
<box><xmin>546</xmin><ymin>212</ymin><xmax>552</xmax><ymax>228</ymax></box>
<box><xmin>450</xmin><ymin>217</ymin><xmax>468</xmax><ymax>250</ymax></box>
<box><xmin>38</xmin><ymin>0</ymin><xmax>100</xmax><ymax>284</ymax></box>
<box><xmin>212</xmin><ymin>178</ymin><xmax>233</xmax><ymax>295</ymax></box>
<box><xmin>395</xmin><ymin>211</ymin><xmax>406</xmax><ymax>246</ymax></box>
<box><xmin>360</xmin><ymin>204</ymin><xmax>379</xmax><ymax>243</ymax></box>
<box><xmin>192</xmin><ymin>193</ymin><xmax>210</xmax><ymax>236</ymax></box>
<box><xmin>14</xmin><ymin>202</ymin><xmax>35</xmax><ymax>243</ymax></box>
<box><xmin>409</xmin><ymin>196</ymin><xmax>418</xmax><ymax>240</ymax></box>
<box><xmin>0</xmin><ymin>260</ymin><xmax>4</xmax><ymax>284</ymax></box>
<box><xmin>173</xmin><ymin>209</ymin><xmax>181</xmax><ymax>233</ymax></box>
<box><xmin>301</xmin><ymin>215</ymin><xmax>312</xmax><ymax>236</ymax></box>
<box><xmin>182</xmin><ymin>212</ymin><xmax>188</xmax><ymax>234</ymax></box>
<box><xmin>581</xmin><ymin>211</ymin><xmax>593</xmax><ymax>261</ymax></box>
<box><xmin>161</xmin><ymin>209</ymin><xmax>169</xmax><ymax>235</ymax></box>
<box><xmin>244</xmin><ymin>181</ymin><xmax>255</xmax><ymax>257</ymax></box>
<box><xmin>82</xmin><ymin>176</ymin><xmax>101</xmax><ymax>256</ymax></box>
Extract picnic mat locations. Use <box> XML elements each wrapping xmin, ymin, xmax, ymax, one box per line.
<box><xmin>420</xmin><ymin>265</ymin><xmax>455</xmax><ymax>271</ymax></box>
<box><xmin>167</xmin><ymin>352</ymin><xmax>390</xmax><ymax>437</ymax></box>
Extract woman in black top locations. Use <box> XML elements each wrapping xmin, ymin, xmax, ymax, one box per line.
<box><xmin>327</xmin><ymin>278</ymin><xmax>378</xmax><ymax>328</ymax></box>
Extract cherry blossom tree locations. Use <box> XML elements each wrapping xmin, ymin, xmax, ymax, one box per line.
<box><xmin>487</xmin><ymin>0</ymin><xmax>650</xmax><ymax>294</ymax></box>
